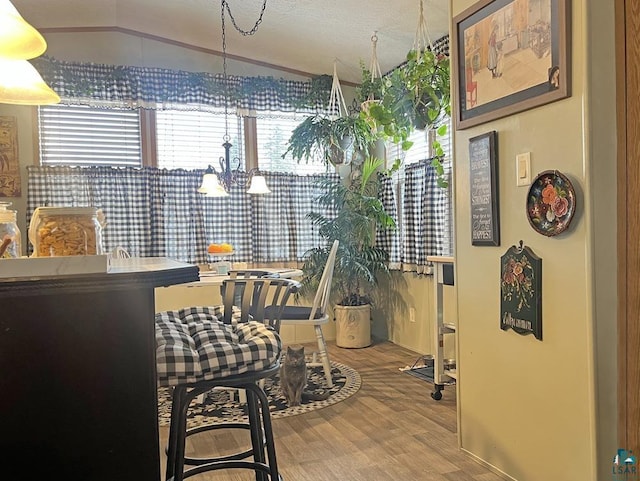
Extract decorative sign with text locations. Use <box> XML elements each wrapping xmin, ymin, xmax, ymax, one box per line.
<box><xmin>469</xmin><ymin>131</ymin><xmax>499</xmax><ymax>246</ymax></box>
<box><xmin>500</xmin><ymin>241</ymin><xmax>542</xmax><ymax>340</ymax></box>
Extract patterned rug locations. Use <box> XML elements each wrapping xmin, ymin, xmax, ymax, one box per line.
<box><xmin>157</xmin><ymin>360</ymin><xmax>361</xmax><ymax>428</ymax></box>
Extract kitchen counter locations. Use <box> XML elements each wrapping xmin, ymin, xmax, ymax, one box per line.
<box><xmin>0</xmin><ymin>257</ymin><xmax>198</xmax><ymax>480</ymax></box>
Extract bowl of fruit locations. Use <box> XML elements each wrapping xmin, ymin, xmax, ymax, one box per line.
<box><xmin>207</xmin><ymin>242</ymin><xmax>235</xmax><ymax>257</ymax></box>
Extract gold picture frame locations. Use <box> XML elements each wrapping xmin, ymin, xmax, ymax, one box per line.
<box><xmin>452</xmin><ymin>0</ymin><xmax>571</xmax><ymax>130</ymax></box>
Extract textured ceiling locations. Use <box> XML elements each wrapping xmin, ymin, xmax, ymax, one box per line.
<box><xmin>13</xmin><ymin>0</ymin><xmax>450</xmax><ymax>83</ymax></box>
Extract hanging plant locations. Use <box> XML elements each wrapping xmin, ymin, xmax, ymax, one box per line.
<box><xmin>283</xmin><ymin>114</ymin><xmax>374</xmax><ymax>167</ymax></box>
<box><xmin>361</xmin><ymin>48</ymin><xmax>451</xmax><ymax>187</ymax></box>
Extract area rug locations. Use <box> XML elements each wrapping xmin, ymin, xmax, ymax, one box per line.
<box><xmin>158</xmin><ymin>360</ymin><xmax>361</xmax><ymax>428</ymax></box>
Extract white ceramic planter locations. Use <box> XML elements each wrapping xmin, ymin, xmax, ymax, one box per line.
<box><xmin>335</xmin><ymin>304</ymin><xmax>371</xmax><ymax>348</ymax></box>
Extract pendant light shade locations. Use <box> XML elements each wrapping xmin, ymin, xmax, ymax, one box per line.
<box><xmin>246</xmin><ymin>174</ymin><xmax>271</xmax><ymax>194</ymax></box>
<box><xmin>198</xmin><ymin>168</ymin><xmax>230</xmax><ymax>197</ymax></box>
<box><xmin>0</xmin><ymin>58</ymin><xmax>60</xmax><ymax>105</ymax></box>
<box><xmin>0</xmin><ymin>0</ymin><xmax>47</xmax><ymax>59</ymax></box>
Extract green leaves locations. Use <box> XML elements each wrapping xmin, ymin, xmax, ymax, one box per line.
<box><xmin>302</xmin><ymin>156</ymin><xmax>396</xmax><ymax>306</ymax></box>
<box><xmin>358</xmin><ymin>48</ymin><xmax>451</xmax><ymax>178</ymax></box>
<box><xmin>283</xmin><ymin>114</ymin><xmax>375</xmax><ymax>167</ymax></box>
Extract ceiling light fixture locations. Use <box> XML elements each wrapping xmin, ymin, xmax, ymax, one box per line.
<box><xmin>0</xmin><ymin>0</ymin><xmax>60</xmax><ymax>105</ymax></box>
<box><xmin>198</xmin><ymin>0</ymin><xmax>270</xmax><ymax>197</ymax></box>
<box><xmin>0</xmin><ymin>0</ymin><xmax>46</xmax><ymax>59</ymax></box>
<box><xmin>0</xmin><ymin>58</ymin><xmax>60</xmax><ymax>105</ymax></box>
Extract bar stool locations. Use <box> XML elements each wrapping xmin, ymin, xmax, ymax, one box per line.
<box><xmin>155</xmin><ymin>277</ymin><xmax>299</xmax><ymax>481</ymax></box>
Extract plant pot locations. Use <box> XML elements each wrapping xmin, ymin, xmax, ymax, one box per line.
<box><xmin>368</xmin><ymin>137</ymin><xmax>386</xmax><ymax>161</ymax></box>
<box><xmin>329</xmin><ymin>143</ymin><xmax>347</xmax><ymax>165</ymax></box>
<box><xmin>338</xmin><ymin>135</ymin><xmax>353</xmax><ymax>151</ymax></box>
<box><xmin>335</xmin><ymin>304</ymin><xmax>371</xmax><ymax>348</ymax></box>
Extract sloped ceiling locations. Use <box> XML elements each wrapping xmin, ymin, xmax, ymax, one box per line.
<box><xmin>12</xmin><ymin>0</ymin><xmax>450</xmax><ymax>83</ymax></box>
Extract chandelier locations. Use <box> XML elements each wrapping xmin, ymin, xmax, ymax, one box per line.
<box><xmin>198</xmin><ymin>0</ymin><xmax>270</xmax><ymax>197</ymax></box>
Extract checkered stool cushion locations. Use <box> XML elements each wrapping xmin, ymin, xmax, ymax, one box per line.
<box><xmin>155</xmin><ymin>306</ymin><xmax>282</xmax><ymax>387</ymax></box>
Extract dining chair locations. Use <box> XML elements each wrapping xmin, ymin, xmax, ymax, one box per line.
<box><xmin>279</xmin><ymin>239</ymin><xmax>339</xmax><ymax>387</ymax></box>
<box><xmin>156</xmin><ymin>277</ymin><xmax>300</xmax><ymax>481</ymax></box>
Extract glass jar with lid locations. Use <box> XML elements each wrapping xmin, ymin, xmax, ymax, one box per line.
<box><xmin>28</xmin><ymin>207</ymin><xmax>105</xmax><ymax>257</ymax></box>
<box><xmin>0</xmin><ymin>202</ymin><xmax>22</xmax><ymax>258</ymax></box>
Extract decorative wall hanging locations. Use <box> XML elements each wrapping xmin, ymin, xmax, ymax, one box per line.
<box><xmin>526</xmin><ymin>169</ymin><xmax>576</xmax><ymax>236</ymax></box>
<box><xmin>452</xmin><ymin>0</ymin><xmax>571</xmax><ymax>129</ymax></box>
<box><xmin>469</xmin><ymin>130</ymin><xmax>499</xmax><ymax>246</ymax></box>
<box><xmin>0</xmin><ymin>116</ymin><xmax>21</xmax><ymax>197</ymax></box>
<box><xmin>500</xmin><ymin>240</ymin><xmax>542</xmax><ymax>340</ymax></box>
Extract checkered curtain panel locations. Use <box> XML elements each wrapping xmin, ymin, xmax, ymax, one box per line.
<box><xmin>402</xmin><ymin>159</ymin><xmax>450</xmax><ymax>269</ymax></box>
<box><xmin>376</xmin><ymin>174</ymin><xmax>401</xmax><ymax>265</ymax></box>
<box><xmin>33</xmin><ymin>57</ymin><xmax>332</xmax><ymax>115</ymax></box>
<box><xmin>251</xmin><ymin>172</ymin><xmax>338</xmax><ymax>263</ymax></box>
<box><xmin>27</xmin><ymin>166</ymin><xmax>338</xmax><ymax>263</ymax></box>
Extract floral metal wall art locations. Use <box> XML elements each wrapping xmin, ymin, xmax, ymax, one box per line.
<box><xmin>500</xmin><ymin>240</ymin><xmax>542</xmax><ymax>340</ymax></box>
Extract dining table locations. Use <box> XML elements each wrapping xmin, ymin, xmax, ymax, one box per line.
<box><xmin>197</xmin><ymin>266</ymin><xmax>304</xmax><ymax>285</ymax></box>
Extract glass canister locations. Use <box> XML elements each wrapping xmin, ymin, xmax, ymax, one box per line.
<box><xmin>0</xmin><ymin>202</ymin><xmax>22</xmax><ymax>258</ymax></box>
<box><xmin>28</xmin><ymin>207</ymin><xmax>105</xmax><ymax>257</ymax></box>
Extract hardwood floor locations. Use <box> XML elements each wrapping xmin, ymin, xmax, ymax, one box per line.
<box><xmin>158</xmin><ymin>340</ymin><xmax>503</xmax><ymax>481</ymax></box>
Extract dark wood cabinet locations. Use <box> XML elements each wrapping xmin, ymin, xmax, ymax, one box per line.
<box><xmin>0</xmin><ymin>258</ymin><xmax>198</xmax><ymax>480</ymax></box>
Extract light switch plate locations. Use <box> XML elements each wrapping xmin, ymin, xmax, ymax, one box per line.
<box><xmin>516</xmin><ymin>152</ymin><xmax>531</xmax><ymax>186</ymax></box>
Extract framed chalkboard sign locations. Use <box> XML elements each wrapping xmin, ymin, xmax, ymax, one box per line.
<box><xmin>469</xmin><ymin>130</ymin><xmax>499</xmax><ymax>246</ymax></box>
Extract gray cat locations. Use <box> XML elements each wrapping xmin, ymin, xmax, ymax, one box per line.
<box><xmin>279</xmin><ymin>345</ymin><xmax>307</xmax><ymax>407</ymax></box>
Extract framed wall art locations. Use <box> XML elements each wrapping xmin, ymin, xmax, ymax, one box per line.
<box><xmin>452</xmin><ymin>0</ymin><xmax>571</xmax><ymax>129</ymax></box>
<box><xmin>469</xmin><ymin>130</ymin><xmax>499</xmax><ymax>246</ymax></box>
<box><xmin>500</xmin><ymin>240</ymin><xmax>542</xmax><ymax>340</ymax></box>
<box><xmin>0</xmin><ymin>116</ymin><xmax>21</xmax><ymax>197</ymax></box>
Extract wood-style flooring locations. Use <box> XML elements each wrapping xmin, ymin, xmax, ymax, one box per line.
<box><xmin>158</xmin><ymin>340</ymin><xmax>503</xmax><ymax>481</ymax></box>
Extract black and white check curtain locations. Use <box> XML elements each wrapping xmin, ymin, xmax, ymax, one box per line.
<box><xmin>32</xmin><ymin>57</ymin><xmax>332</xmax><ymax>115</ymax></box>
<box><xmin>377</xmin><ymin>159</ymin><xmax>451</xmax><ymax>273</ymax></box>
<box><xmin>27</xmin><ymin>166</ymin><xmax>337</xmax><ymax>264</ymax></box>
<box><xmin>28</xmin><ymin>35</ymin><xmax>451</xmax><ymax>269</ymax></box>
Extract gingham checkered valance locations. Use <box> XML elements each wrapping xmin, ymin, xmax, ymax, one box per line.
<box><xmin>32</xmin><ymin>56</ymin><xmax>334</xmax><ymax>114</ymax></box>
<box><xmin>377</xmin><ymin>159</ymin><xmax>451</xmax><ymax>273</ymax></box>
<box><xmin>431</xmin><ymin>35</ymin><xmax>449</xmax><ymax>57</ymax></box>
<box><xmin>26</xmin><ymin>165</ymin><xmax>339</xmax><ymax>264</ymax></box>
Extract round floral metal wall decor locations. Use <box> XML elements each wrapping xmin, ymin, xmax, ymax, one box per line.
<box><xmin>526</xmin><ymin>170</ymin><xmax>576</xmax><ymax>236</ymax></box>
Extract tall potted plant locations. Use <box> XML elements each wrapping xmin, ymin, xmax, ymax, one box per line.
<box><xmin>299</xmin><ymin>157</ymin><xmax>396</xmax><ymax>348</ymax></box>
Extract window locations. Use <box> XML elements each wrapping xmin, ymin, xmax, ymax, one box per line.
<box><xmin>386</xmin><ymin>117</ymin><xmax>452</xmax><ymax>168</ymax></box>
<box><xmin>385</xmin><ymin>117</ymin><xmax>454</xmax><ymax>262</ymax></box>
<box><xmin>256</xmin><ymin>111</ymin><xmax>327</xmax><ymax>174</ymax></box>
<box><xmin>38</xmin><ymin>106</ymin><xmax>330</xmax><ymax>175</ymax></box>
<box><xmin>38</xmin><ymin>104</ymin><xmax>142</xmax><ymax>167</ymax></box>
<box><xmin>156</xmin><ymin>109</ymin><xmax>244</xmax><ymax>171</ymax></box>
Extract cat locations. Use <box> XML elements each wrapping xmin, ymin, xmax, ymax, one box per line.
<box><xmin>279</xmin><ymin>345</ymin><xmax>307</xmax><ymax>407</ymax></box>
<box><xmin>279</xmin><ymin>345</ymin><xmax>330</xmax><ymax>407</ymax></box>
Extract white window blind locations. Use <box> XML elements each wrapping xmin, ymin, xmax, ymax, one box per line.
<box><xmin>38</xmin><ymin>105</ymin><xmax>142</xmax><ymax>167</ymax></box>
<box><xmin>256</xmin><ymin>112</ymin><xmax>327</xmax><ymax>174</ymax></box>
<box><xmin>156</xmin><ymin>109</ymin><xmax>244</xmax><ymax>171</ymax></box>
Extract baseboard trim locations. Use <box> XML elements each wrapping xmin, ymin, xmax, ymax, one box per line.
<box><xmin>460</xmin><ymin>448</ymin><xmax>518</xmax><ymax>481</ymax></box>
